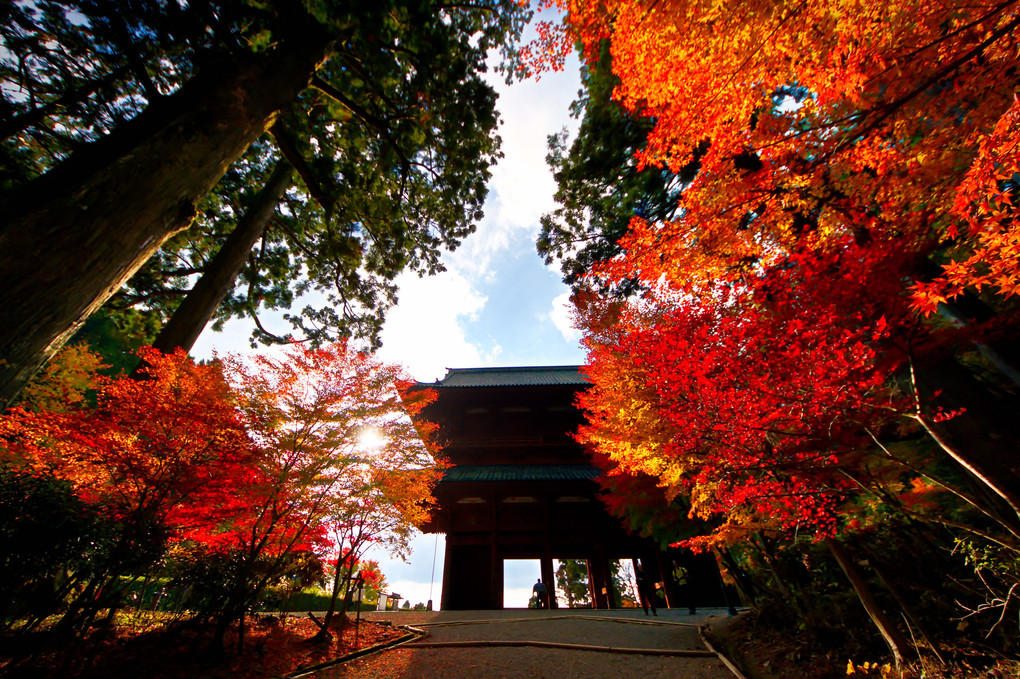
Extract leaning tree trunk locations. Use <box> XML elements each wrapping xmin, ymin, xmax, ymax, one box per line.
<box><xmin>146</xmin><ymin>160</ymin><xmax>294</xmax><ymax>358</ymax></box>
<box><xmin>913</xmin><ymin>357</ymin><xmax>1020</xmax><ymax>527</ymax></box>
<box><xmin>825</xmin><ymin>538</ymin><xmax>912</xmax><ymax>669</ymax></box>
<box><xmin>0</xmin><ymin>32</ymin><xmax>330</xmax><ymax>408</ymax></box>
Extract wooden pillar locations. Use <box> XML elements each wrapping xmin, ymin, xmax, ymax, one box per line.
<box><xmin>490</xmin><ymin>530</ymin><xmax>502</xmax><ymax>609</ymax></box>
<box><xmin>638</xmin><ymin>550</ymin><xmax>665</xmax><ymax>609</ymax></box>
<box><xmin>489</xmin><ymin>497</ymin><xmax>501</xmax><ymax>609</ymax></box>
<box><xmin>540</xmin><ymin>555</ymin><xmax>556</xmax><ymax>609</ymax></box>
<box><xmin>586</xmin><ymin>558</ymin><xmax>603</xmax><ymax>609</ymax></box>
<box><xmin>603</xmin><ymin>554</ymin><xmax>620</xmax><ymax>603</ymax></box>
<box><xmin>439</xmin><ymin>537</ymin><xmax>455</xmax><ymax>610</ymax></box>
<box><xmin>588</xmin><ymin>545</ymin><xmax>611</xmax><ymax>609</ymax></box>
<box><xmin>541</xmin><ymin>494</ymin><xmax>557</xmax><ymax>609</ymax></box>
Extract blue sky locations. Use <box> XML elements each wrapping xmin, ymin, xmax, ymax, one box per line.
<box><xmin>193</xmin><ymin>15</ymin><xmax>586</xmax><ymax>610</ymax></box>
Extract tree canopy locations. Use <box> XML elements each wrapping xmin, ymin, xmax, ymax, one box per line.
<box><xmin>0</xmin><ymin>0</ymin><xmax>530</xmax><ymax>404</ymax></box>
<box><xmin>0</xmin><ymin>341</ymin><xmax>440</xmax><ymax>649</ymax></box>
<box><xmin>533</xmin><ymin>0</ymin><xmax>1020</xmax><ymax>666</ymax></box>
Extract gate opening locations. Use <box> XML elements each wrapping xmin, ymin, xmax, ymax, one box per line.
<box><xmin>503</xmin><ymin>559</ymin><xmax>541</xmax><ymax>608</ymax></box>
<box><xmin>552</xmin><ymin>558</ymin><xmax>591</xmax><ymax>608</ymax></box>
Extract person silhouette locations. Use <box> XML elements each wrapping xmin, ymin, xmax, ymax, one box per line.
<box><xmin>635</xmin><ymin>563</ymin><xmax>657</xmax><ymax>616</ymax></box>
<box><xmin>673</xmin><ymin>559</ymin><xmax>697</xmax><ymax>615</ymax></box>
<box><xmin>532</xmin><ymin>578</ymin><xmax>548</xmax><ymax>609</ymax></box>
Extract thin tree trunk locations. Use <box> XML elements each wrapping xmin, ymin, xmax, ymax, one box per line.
<box><xmin>0</xmin><ymin>29</ymin><xmax>331</xmax><ymax>407</ymax></box>
<box><xmin>313</xmin><ymin>561</ymin><xmax>344</xmax><ymax>642</ymax></box>
<box><xmin>238</xmin><ymin>613</ymin><xmax>245</xmax><ymax>653</ymax></box>
<box><xmin>867</xmin><ymin>554</ymin><xmax>945</xmax><ymax>663</ymax></box>
<box><xmin>753</xmin><ymin>533</ymin><xmax>817</xmax><ymax>624</ymax></box>
<box><xmin>911</xmin><ymin>359</ymin><xmax>1020</xmax><ymax>525</ymax></box>
<box><xmin>315</xmin><ymin>556</ymin><xmax>356</xmax><ymax>642</ymax></box>
<box><xmin>146</xmin><ymin>160</ymin><xmax>293</xmax><ymax>358</ymax></box>
<box><xmin>715</xmin><ymin>548</ymin><xmax>756</xmax><ymax>604</ymax></box>
<box><xmin>825</xmin><ymin>538</ymin><xmax>911</xmax><ymax>669</ymax></box>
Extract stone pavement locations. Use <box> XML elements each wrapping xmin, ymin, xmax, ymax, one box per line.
<box><xmin>304</xmin><ymin>608</ymin><xmax>743</xmax><ymax>679</ymax></box>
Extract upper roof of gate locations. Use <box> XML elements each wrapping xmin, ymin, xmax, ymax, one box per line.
<box><xmin>425</xmin><ymin>365</ymin><xmax>589</xmax><ymax>388</ymax></box>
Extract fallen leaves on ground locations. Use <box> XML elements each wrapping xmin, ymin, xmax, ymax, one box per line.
<box><xmin>1</xmin><ymin>613</ymin><xmax>407</xmax><ymax>679</ymax></box>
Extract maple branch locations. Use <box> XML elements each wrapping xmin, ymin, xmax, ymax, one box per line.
<box><xmin>921</xmin><ymin>514</ymin><xmax>1020</xmax><ymax>554</ymax></box>
<box><xmin>862</xmin><ymin>427</ymin><xmax>1020</xmax><ymax>537</ymax></box>
<box><xmin>908</xmin><ymin>360</ymin><xmax>1020</xmax><ymax>522</ymax></box>
<box><xmin>827</xmin><ymin>12</ymin><xmax>1020</xmax><ymax>161</ymax></box>
<box><xmin>720</xmin><ymin>0</ymin><xmax>808</xmax><ymax>92</ymax></box>
<box><xmin>862</xmin><ymin>2</ymin><xmax>1018</xmax><ymax>89</ymax></box>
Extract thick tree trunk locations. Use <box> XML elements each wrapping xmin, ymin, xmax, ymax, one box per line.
<box><xmin>825</xmin><ymin>538</ymin><xmax>912</xmax><ymax>669</ymax></box>
<box><xmin>0</xmin><ymin>35</ymin><xmax>330</xmax><ymax>407</ymax></box>
<box><xmin>147</xmin><ymin>161</ymin><xmax>294</xmax><ymax>357</ymax></box>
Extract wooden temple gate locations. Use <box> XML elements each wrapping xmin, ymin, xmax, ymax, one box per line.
<box><xmin>414</xmin><ymin>366</ymin><xmax>731</xmax><ymax>611</ymax></box>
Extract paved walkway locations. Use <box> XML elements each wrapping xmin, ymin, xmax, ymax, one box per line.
<box><xmin>304</xmin><ymin>608</ymin><xmax>742</xmax><ymax>679</ymax></box>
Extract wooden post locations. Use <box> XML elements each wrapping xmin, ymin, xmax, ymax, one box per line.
<box><xmin>490</xmin><ymin>530</ymin><xmax>501</xmax><ymax>610</ymax></box>
<box><xmin>439</xmin><ymin>538</ymin><xmax>454</xmax><ymax>611</ymax></box>
<box><xmin>540</xmin><ymin>555</ymin><xmax>556</xmax><ymax>610</ymax></box>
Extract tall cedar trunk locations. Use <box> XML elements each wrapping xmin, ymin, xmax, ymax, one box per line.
<box><xmin>0</xmin><ymin>35</ymin><xmax>330</xmax><ymax>407</ymax></box>
<box><xmin>147</xmin><ymin>161</ymin><xmax>294</xmax><ymax>358</ymax></box>
<box><xmin>825</xmin><ymin>538</ymin><xmax>911</xmax><ymax>668</ymax></box>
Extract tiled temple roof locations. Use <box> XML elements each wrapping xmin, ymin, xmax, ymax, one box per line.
<box><xmin>425</xmin><ymin>365</ymin><xmax>589</xmax><ymax>388</ymax></box>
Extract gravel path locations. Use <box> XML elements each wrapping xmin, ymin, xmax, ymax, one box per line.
<box><xmin>306</xmin><ymin>609</ymin><xmax>740</xmax><ymax>679</ymax></box>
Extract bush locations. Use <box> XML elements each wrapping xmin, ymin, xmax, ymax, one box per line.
<box><xmin>0</xmin><ymin>467</ymin><xmax>118</xmax><ymax>630</ymax></box>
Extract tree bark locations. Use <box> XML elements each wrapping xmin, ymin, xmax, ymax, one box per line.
<box><xmin>313</xmin><ymin>559</ymin><xmax>352</xmax><ymax>642</ymax></box>
<box><xmin>825</xmin><ymin>538</ymin><xmax>912</xmax><ymax>669</ymax></box>
<box><xmin>0</xmin><ymin>33</ymin><xmax>331</xmax><ymax>407</ymax></box>
<box><xmin>146</xmin><ymin>161</ymin><xmax>294</xmax><ymax>358</ymax></box>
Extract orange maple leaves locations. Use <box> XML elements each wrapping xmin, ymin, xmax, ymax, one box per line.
<box><xmin>534</xmin><ymin>0</ymin><xmax>1020</xmax><ymax>305</ymax></box>
<box><xmin>913</xmin><ymin>95</ymin><xmax>1020</xmax><ymax>313</ymax></box>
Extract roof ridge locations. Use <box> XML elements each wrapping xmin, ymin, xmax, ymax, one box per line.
<box><xmin>445</xmin><ymin>365</ymin><xmax>583</xmax><ymax>373</ymax></box>
<box><xmin>418</xmin><ymin>365</ymin><xmax>591</xmax><ymax>388</ymax></box>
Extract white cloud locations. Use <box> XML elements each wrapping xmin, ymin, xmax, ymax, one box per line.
<box><xmin>445</xmin><ymin>196</ymin><xmax>513</xmax><ymax>283</ymax></box>
<box><xmin>441</xmin><ymin>51</ymin><xmax>582</xmax><ymax>284</ymax></box>
<box><xmin>548</xmin><ymin>291</ymin><xmax>579</xmax><ymax>342</ymax></box>
<box><xmin>488</xmin><ymin>63</ymin><xmax>580</xmax><ymax>234</ymax></box>
<box><xmin>386</xmin><ymin>579</ymin><xmax>439</xmax><ymax>610</ymax></box>
<box><xmin>376</xmin><ymin>269</ymin><xmax>492</xmax><ymax>382</ymax></box>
